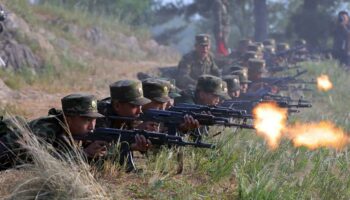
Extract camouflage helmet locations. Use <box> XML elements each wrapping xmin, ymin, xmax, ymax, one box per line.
<box><xmin>276</xmin><ymin>43</ymin><xmax>290</xmax><ymax>52</ymax></box>
<box><xmin>61</xmin><ymin>93</ymin><xmax>104</xmax><ymax>118</ymax></box>
<box><xmin>109</xmin><ymin>80</ymin><xmax>151</xmax><ymax>106</ymax></box>
<box><xmin>263</xmin><ymin>39</ymin><xmax>276</xmax><ymax>47</ymax></box>
<box><xmin>196</xmin><ymin>75</ymin><xmax>228</xmax><ymax>98</ymax></box>
<box><xmin>195</xmin><ymin>34</ymin><xmax>210</xmax><ymax>46</ymax></box>
<box><xmin>223</xmin><ymin>75</ymin><xmax>241</xmax><ymax>92</ymax></box>
<box><xmin>142</xmin><ymin>79</ymin><xmax>171</xmax><ymax>103</ymax></box>
<box><xmin>248</xmin><ymin>59</ymin><xmax>267</xmax><ymax>73</ymax></box>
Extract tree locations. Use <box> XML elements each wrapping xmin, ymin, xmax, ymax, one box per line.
<box><xmin>254</xmin><ymin>0</ymin><xmax>268</xmax><ymax>42</ymax></box>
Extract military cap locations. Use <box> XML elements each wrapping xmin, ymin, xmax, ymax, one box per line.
<box><xmin>109</xmin><ymin>80</ymin><xmax>151</xmax><ymax>106</ymax></box>
<box><xmin>142</xmin><ymin>79</ymin><xmax>171</xmax><ymax>103</ymax></box>
<box><xmin>223</xmin><ymin>75</ymin><xmax>241</xmax><ymax>91</ymax></box>
<box><xmin>295</xmin><ymin>39</ymin><xmax>306</xmax><ymax>46</ymax></box>
<box><xmin>248</xmin><ymin>59</ymin><xmax>267</xmax><ymax>73</ymax></box>
<box><xmin>244</xmin><ymin>51</ymin><xmax>258</xmax><ymax>61</ymax></box>
<box><xmin>196</xmin><ymin>75</ymin><xmax>228</xmax><ymax>98</ymax></box>
<box><xmin>195</xmin><ymin>34</ymin><xmax>210</xmax><ymax>46</ymax></box>
<box><xmin>238</xmin><ymin>39</ymin><xmax>252</xmax><ymax>47</ymax></box>
<box><xmin>276</xmin><ymin>43</ymin><xmax>290</xmax><ymax>52</ymax></box>
<box><xmin>264</xmin><ymin>45</ymin><xmax>275</xmax><ymax>54</ymax></box>
<box><xmin>61</xmin><ymin>93</ymin><xmax>104</xmax><ymax>118</ymax></box>
<box><xmin>232</xmin><ymin>70</ymin><xmax>252</xmax><ymax>84</ymax></box>
<box><xmin>255</xmin><ymin>42</ymin><xmax>264</xmax><ymax>49</ymax></box>
<box><xmin>247</xmin><ymin>44</ymin><xmax>262</xmax><ymax>52</ymax></box>
<box><xmin>263</xmin><ymin>39</ymin><xmax>276</xmax><ymax>47</ymax></box>
<box><xmin>161</xmin><ymin>79</ymin><xmax>181</xmax><ymax>98</ymax></box>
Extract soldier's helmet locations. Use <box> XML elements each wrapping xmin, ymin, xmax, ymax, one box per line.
<box><xmin>263</xmin><ymin>39</ymin><xmax>276</xmax><ymax>47</ymax></box>
<box><xmin>61</xmin><ymin>93</ymin><xmax>104</xmax><ymax>118</ymax></box>
<box><xmin>223</xmin><ymin>75</ymin><xmax>241</xmax><ymax>92</ymax></box>
<box><xmin>109</xmin><ymin>80</ymin><xmax>151</xmax><ymax>106</ymax></box>
<box><xmin>142</xmin><ymin>79</ymin><xmax>171</xmax><ymax>103</ymax></box>
<box><xmin>196</xmin><ymin>75</ymin><xmax>229</xmax><ymax>98</ymax></box>
<box><xmin>276</xmin><ymin>43</ymin><xmax>290</xmax><ymax>52</ymax></box>
<box><xmin>195</xmin><ymin>34</ymin><xmax>210</xmax><ymax>46</ymax></box>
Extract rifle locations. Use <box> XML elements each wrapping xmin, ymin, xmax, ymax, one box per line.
<box><xmin>220</xmin><ymin>98</ymin><xmax>312</xmax><ymax>114</ymax></box>
<box><xmin>74</xmin><ymin>128</ymin><xmax>215</xmax><ymax>172</ymax></box>
<box><xmin>108</xmin><ymin>109</ymin><xmax>255</xmax><ymax>136</ymax></box>
<box><xmin>267</xmin><ymin>65</ymin><xmax>302</xmax><ymax>73</ymax></box>
<box><xmin>170</xmin><ymin>103</ymin><xmax>252</xmax><ymax>119</ymax></box>
<box><xmin>275</xmin><ymin>45</ymin><xmax>307</xmax><ymax>57</ymax></box>
<box><xmin>258</xmin><ymin>69</ymin><xmax>308</xmax><ymax>87</ymax></box>
<box><xmin>74</xmin><ymin>128</ymin><xmax>215</xmax><ymax>149</ymax></box>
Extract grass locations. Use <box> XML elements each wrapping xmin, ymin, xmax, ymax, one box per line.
<box><xmin>0</xmin><ymin>60</ymin><xmax>349</xmax><ymax>199</ymax></box>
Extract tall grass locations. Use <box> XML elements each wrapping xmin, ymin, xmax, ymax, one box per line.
<box><xmin>1</xmin><ymin>115</ymin><xmax>109</xmax><ymax>200</ymax></box>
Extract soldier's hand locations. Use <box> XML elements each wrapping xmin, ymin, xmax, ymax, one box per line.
<box><xmin>84</xmin><ymin>140</ymin><xmax>107</xmax><ymax>158</ymax></box>
<box><xmin>179</xmin><ymin>114</ymin><xmax>200</xmax><ymax>131</ymax></box>
<box><xmin>131</xmin><ymin>134</ymin><xmax>152</xmax><ymax>152</ymax></box>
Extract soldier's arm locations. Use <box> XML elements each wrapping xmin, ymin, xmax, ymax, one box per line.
<box><xmin>210</xmin><ymin>58</ymin><xmax>221</xmax><ymax>77</ymax></box>
<box><xmin>176</xmin><ymin>57</ymin><xmax>196</xmax><ymax>88</ymax></box>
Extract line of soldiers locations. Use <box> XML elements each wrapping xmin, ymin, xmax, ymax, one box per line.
<box><xmin>0</xmin><ymin>34</ymin><xmax>314</xmax><ymax>173</ymax></box>
<box><xmin>176</xmin><ymin>34</ymin><xmax>315</xmax><ymax>102</ymax></box>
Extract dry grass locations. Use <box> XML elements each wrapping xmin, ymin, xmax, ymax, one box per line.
<box><xmin>0</xmin><ymin>116</ymin><xmax>109</xmax><ymax>200</ymax></box>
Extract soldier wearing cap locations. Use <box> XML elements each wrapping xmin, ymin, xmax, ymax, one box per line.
<box><xmin>263</xmin><ymin>39</ymin><xmax>276</xmax><ymax>48</ymax></box>
<box><xmin>29</xmin><ymin>93</ymin><xmax>107</xmax><ymax>159</ymax></box>
<box><xmin>222</xmin><ymin>75</ymin><xmax>241</xmax><ymax>99</ymax></box>
<box><xmin>176</xmin><ymin>34</ymin><xmax>220</xmax><ymax>89</ymax></box>
<box><xmin>276</xmin><ymin>43</ymin><xmax>290</xmax><ymax>52</ymax></box>
<box><xmin>231</xmin><ymin>69</ymin><xmax>251</xmax><ymax>94</ymax></box>
<box><xmin>0</xmin><ymin>94</ymin><xmax>107</xmax><ymax>169</ymax></box>
<box><xmin>96</xmin><ymin>80</ymin><xmax>153</xmax><ymax>172</ymax></box>
<box><xmin>175</xmin><ymin>74</ymin><xmax>228</xmax><ymax>106</ymax></box>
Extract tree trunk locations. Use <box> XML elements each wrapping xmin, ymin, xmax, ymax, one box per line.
<box><xmin>254</xmin><ymin>0</ymin><xmax>268</xmax><ymax>42</ymax></box>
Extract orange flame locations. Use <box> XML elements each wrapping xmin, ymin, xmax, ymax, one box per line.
<box><xmin>317</xmin><ymin>74</ymin><xmax>333</xmax><ymax>91</ymax></box>
<box><xmin>287</xmin><ymin>121</ymin><xmax>349</xmax><ymax>150</ymax></box>
<box><xmin>253</xmin><ymin>102</ymin><xmax>288</xmax><ymax>149</ymax></box>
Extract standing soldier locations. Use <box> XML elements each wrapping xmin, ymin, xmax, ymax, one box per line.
<box><xmin>213</xmin><ymin>0</ymin><xmax>231</xmax><ymax>56</ymax></box>
<box><xmin>176</xmin><ymin>34</ymin><xmax>220</xmax><ymax>89</ymax></box>
<box><xmin>333</xmin><ymin>10</ymin><xmax>350</xmax><ymax>67</ymax></box>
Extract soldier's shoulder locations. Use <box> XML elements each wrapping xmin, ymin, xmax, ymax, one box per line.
<box><xmin>181</xmin><ymin>51</ymin><xmax>196</xmax><ymax>61</ymax></box>
<box><xmin>29</xmin><ymin>112</ymin><xmax>65</xmax><ymax>140</ymax></box>
<box><xmin>174</xmin><ymin>89</ymin><xmax>195</xmax><ymax>104</ymax></box>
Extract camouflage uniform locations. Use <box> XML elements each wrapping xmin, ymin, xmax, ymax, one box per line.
<box><xmin>176</xmin><ymin>34</ymin><xmax>220</xmax><ymax>89</ymax></box>
<box><xmin>0</xmin><ymin>93</ymin><xmax>103</xmax><ymax>170</ymax></box>
<box><xmin>96</xmin><ymin>80</ymin><xmax>151</xmax><ymax>172</ymax></box>
<box><xmin>97</xmin><ymin>80</ymin><xmax>150</xmax><ymax>129</ymax></box>
<box><xmin>175</xmin><ymin>74</ymin><xmax>228</xmax><ymax>104</ymax></box>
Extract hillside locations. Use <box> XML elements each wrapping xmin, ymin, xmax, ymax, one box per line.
<box><xmin>0</xmin><ymin>0</ymin><xmax>178</xmax><ymax>119</ymax></box>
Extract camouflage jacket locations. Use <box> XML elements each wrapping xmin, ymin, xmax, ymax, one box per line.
<box><xmin>176</xmin><ymin>51</ymin><xmax>220</xmax><ymax>89</ymax></box>
<box><xmin>96</xmin><ymin>97</ymin><xmax>135</xmax><ymax>129</ymax></box>
<box><xmin>0</xmin><ymin>110</ymin><xmax>76</xmax><ymax>170</ymax></box>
